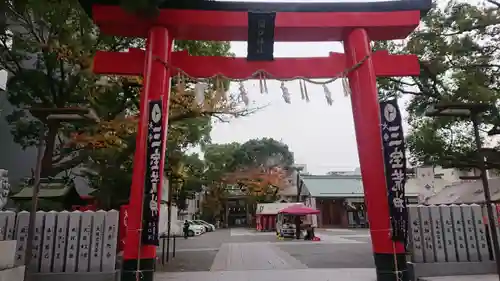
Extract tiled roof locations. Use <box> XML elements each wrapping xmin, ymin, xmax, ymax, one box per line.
<box><xmin>11</xmin><ymin>179</ymin><xmax>72</xmax><ymax>199</ymax></box>
<box><xmin>426</xmin><ymin>178</ymin><xmax>500</xmax><ymax>204</ymax></box>
<box><xmin>302</xmin><ymin>175</ymin><xmax>364</xmax><ymax>197</ymax></box>
<box><xmin>302</xmin><ymin>175</ymin><xmax>421</xmax><ymax>198</ymax></box>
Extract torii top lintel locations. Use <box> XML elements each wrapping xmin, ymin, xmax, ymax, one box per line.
<box><xmin>80</xmin><ymin>0</ymin><xmax>431</xmax><ymax>41</ymax></box>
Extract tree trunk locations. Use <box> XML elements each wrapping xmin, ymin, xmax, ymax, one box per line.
<box><xmin>40</xmin><ymin>122</ymin><xmax>59</xmax><ymax>178</ymax></box>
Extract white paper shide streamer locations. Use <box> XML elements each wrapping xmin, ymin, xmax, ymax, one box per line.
<box><xmin>342</xmin><ymin>77</ymin><xmax>351</xmax><ymax>97</ymax></box>
<box><xmin>323</xmin><ymin>85</ymin><xmax>333</xmax><ymax>106</ymax></box>
<box><xmin>154</xmin><ymin>53</ymin><xmax>371</xmax><ymax>106</ymax></box>
<box><xmin>239</xmin><ymin>82</ymin><xmax>250</xmax><ymax>106</ymax></box>
<box><xmin>280</xmin><ymin>82</ymin><xmax>291</xmax><ymax>104</ymax></box>
<box><xmin>194</xmin><ymin>82</ymin><xmax>208</xmax><ymax>105</ymax></box>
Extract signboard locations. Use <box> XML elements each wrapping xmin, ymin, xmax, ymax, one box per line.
<box><xmin>247</xmin><ymin>12</ymin><xmax>276</xmax><ymax>61</ymax></box>
<box><xmin>379</xmin><ymin>99</ymin><xmax>408</xmax><ymax>242</ymax></box>
<box><xmin>141</xmin><ymin>99</ymin><xmax>164</xmax><ymax>246</ymax></box>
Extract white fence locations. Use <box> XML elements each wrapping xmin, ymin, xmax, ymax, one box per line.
<box><xmin>0</xmin><ymin>210</ymin><xmax>119</xmax><ymax>273</ymax></box>
<box><xmin>408</xmin><ymin>204</ymin><xmax>494</xmax><ymax>263</ymax></box>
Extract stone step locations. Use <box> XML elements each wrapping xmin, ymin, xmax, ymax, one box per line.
<box><xmin>0</xmin><ymin>240</ymin><xmax>16</xmax><ymax>270</ymax></box>
<box><xmin>0</xmin><ymin>266</ymin><xmax>25</xmax><ymax>281</ymax></box>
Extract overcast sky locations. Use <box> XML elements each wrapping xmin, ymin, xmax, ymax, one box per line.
<box><xmin>1</xmin><ymin>0</ymin><xmax>480</xmax><ymax>175</ymax></box>
<box><xmin>209</xmin><ymin>0</ymin><xmax>413</xmax><ymax>175</ymax></box>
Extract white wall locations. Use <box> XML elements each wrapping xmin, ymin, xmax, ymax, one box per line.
<box><xmin>159</xmin><ymin>203</ymin><xmax>181</xmax><ymax>235</ymax></box>
<box><xmin>178</xmin><ymin>192</ymin><xmax>205</xmax><ymax>220</ymax></box>
<box><xmin>410</xmin><ymin>166</ymin><xmax>486</xmax><ymax>203</ymax></box>
<box><xmin>434</xmin><ymin>166</ymin><xmax>479</xmax><ymax>182</ymax></box>
<box><xmin>305</xmin><ymin>197</ymin><xmax>317</xmax><ymax>227</ymax></box>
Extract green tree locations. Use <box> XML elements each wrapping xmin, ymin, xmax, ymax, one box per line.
<box><xmin>376</xmin><ymin>1</ymin><xmax>500</xmax><ymax>166</ymax></box>
<box><xmin>233</xmin><ymin>138</ymin><xmax>295</xmax><ymax>169</ymax></box>
<box><xmin>1</xmin><ymin>0</ymin><xmax>144</xmax><ymax>179</ymax></box>
<box><xmin>2</xmin><ymin>0</ymin><xmax>257</xmax><ymax>209</ymax></box>
<box><xmin>118</xmin><ymin>0</ymin><xmax>214</xmax><ymax>17</ymax></box>
<box><xmin>203</xmin><ymin>142</ymin><xmax>241</xmax><ymax>181</ymax></box>
<box><xmin>199</xmin><ymin>143</ymin><xmax>241</xmax><ymax>218</ymax></box>
<box><xmin>201</xmin><ymin>138</ymin><xmax>294</xmax><ymax>220</ymax></box>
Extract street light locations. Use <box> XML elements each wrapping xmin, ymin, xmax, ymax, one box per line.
<box><xmin>425</xmin><ymin>102</ymin><xmax>491</xmax><ymax>117</ymax></box>
<box><xmin>24</xmin><ymin>107</ymin><xmax>99</xmax><ymax>280</ymax></box>
<box><xmin>425</xmin><ymin>102</ymin><xmax>500</xmax><ymax>280</ymax></box>
<box><xmin>292</xmin><ymin>165</ymin><xmax>304</xmax><ymax>239</ymax></box>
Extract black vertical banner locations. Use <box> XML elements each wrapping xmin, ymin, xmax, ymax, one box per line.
<box><xmin>379</xmin><ymin>99</ymin><xmax>408</xmax><ymax>242</ymax></box>
<box><xmin>141</xmin><ymin>99</ymin><xmax>163</xmax><ymax>246</ymax></box>
<box><xmin>247</xmin><ymin>12</ymin><xmax>276</xmax><ymax>61</ymax></box>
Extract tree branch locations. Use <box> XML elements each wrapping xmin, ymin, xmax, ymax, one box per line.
<box><xmin>50</xmin><ymin>150</ymin><xmax>90</xmax><ymax>177</ymax></box>
<box><xmin>487</xmin><ymin>0</ymin><xmax>500</xmax><ymax>8</ymax></box>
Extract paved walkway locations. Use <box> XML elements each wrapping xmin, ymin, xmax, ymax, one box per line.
<box><xmin>156</xmin><ymin>236</ymin><xmax>376</xmax><ymax>280</ymax></box>
<box><xmin>420</xmin><ymin>275</ymin><xmax>498</xmax><ymax>281</ymax></box>
<box><xmin>156</xmin><ymin>229</ymin><xmax>376</xmax><ymax>280</ymax></box>
<box><xmin>229</xmin><ymin>228</ymin><xmax>369</xmax><ymax>244</ymax></box>
<box><xmin>210</xmin><ymin>242</ymin><xmax>307</xmax><ymax>271</ymax></box>
<box><xmin>156</xmin><ymin>268</ymin><xmax>377</xmax><ymax>281</ymax></box>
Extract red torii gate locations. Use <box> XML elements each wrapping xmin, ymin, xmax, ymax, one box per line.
<box><xmin>79</xmin><ymin>1</ymin><xmax>431</xmax><ymax>281</ymax></box>
<box><xmin>93</xmin><ymin>48</ymin><xmax>420</xmax><ymax>78</ymax></box>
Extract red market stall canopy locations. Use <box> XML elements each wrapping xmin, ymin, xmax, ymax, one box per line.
<box><xmin>256</xmin><ymin>202</ymin><xmax>304</xmax><ymax>215</ymax></box>
<box><xmin>279</xmin><ymin>205</ymin><xmax>320</xmax><ymax>215</ymax></box>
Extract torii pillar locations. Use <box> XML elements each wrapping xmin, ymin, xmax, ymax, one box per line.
<box><xmin>80</xmin><ymin>1</ymin><xmax>431</xmax><ymax>280</ymax></box>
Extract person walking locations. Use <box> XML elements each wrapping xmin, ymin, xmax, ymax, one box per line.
<box><xmin>183</xmin><ymin>220</ymin><xmax>190</xmax><ymax>239</ymax></box>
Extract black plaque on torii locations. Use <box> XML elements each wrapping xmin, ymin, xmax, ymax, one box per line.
<box><xmin>247</xmin><ymin>12</ymin><xmax>276</xmax><ymax>61</ymax></box>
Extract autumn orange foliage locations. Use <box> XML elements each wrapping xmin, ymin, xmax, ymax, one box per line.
<box><xmin>68</xmin><ymin>75</ymin><xmax>247</xmax><ymax>150</ymax></box>
<box><xmin>69</xmin><ymin>116</ymin><xmax>138</xmax><ymax>149</ymax></box>
<box><xmin>222</xmin><ymin>166</ymin><xmax>289</xmax><ymax>197</ymax></box>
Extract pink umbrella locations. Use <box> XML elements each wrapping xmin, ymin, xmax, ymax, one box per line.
<box><xmin>279</xmin><ymin>205</ymin><xmax>320</xmax><ymax>215</ymax></box>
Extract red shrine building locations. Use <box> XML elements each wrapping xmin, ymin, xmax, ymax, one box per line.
<box><xmin>78</xmin><ymin>1</ymin><xmax>431</xmax><ymax>280</ymax></box>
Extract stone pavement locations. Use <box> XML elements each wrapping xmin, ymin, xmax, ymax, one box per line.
<box><xmin>210</xmin><ymin>242</ymin><xmax>307</xmax><ymax>271</ymax></box>
<box><xmin>419</xmin><ymin>275</ymin><xmax>498</xmax><ymax>281</ymax></box>
<box><xmin>156</xmin><ymin>228</ymin><xmax>377</xmax><ymax>280</ymax></box>
<box><xmin>156</xmin><ymin>268</ymin><xmax>377</xmax><ymax>281</ymax></box>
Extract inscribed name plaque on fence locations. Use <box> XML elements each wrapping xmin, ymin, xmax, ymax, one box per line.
<box><xmin>5</xmin><ymin>211</ymin><xmax>15</xmax><ymax>240</ymax></box>
<box><xmin>2</xmin><ymin>210</ymin><xmax>119</xmax><ymax>273</ymax></box>
<box><xmin>0</xmin><ymin>211</ymin><xmax>8</xmax><ymax>240</ymax></box>
<box><xmin>31</xmin><ymin>212</ymin><xmax>45</xmax><ymax>271</ymax></box>
<box><xmin>379</xmin><ymin>99</ymin><xmax>407</xmax><ymax>242</ymax></box>
<box><xmin>451</xmin><ymin>205</ymin><xmax>468</xmax><ymax>261</ymax></box>
<box><xmin>429</xmin><ymin>206</ymin><xmax>446</xmax><ymax>262</ymax></box>
<box><xmin>441</xmin><ymin>206</ymin><xmax>456</xmax><ymax>262</ymax></box>
<box><xmin>102</xmin><ymin>210</ymin><xmax>119</xmax><ymax>271</ymax></box>
<box><xmin>419</xmin><ymin>206</ymin><xmax>434</xmax><ymax>262</ymax></box>
<box><xmin>90</xmin><ymin>211</ymin><xmax>105</xmax><ymax>271</ymax></box>
<box><xmin>408</xmin><ymin>204</ymin><xmax>498</xmax><ymax>264</ymax></box>
<box><xmin>14</xmin><ymin>211</ymin><xmax>29</xmax><ymax>265</ymax></box>
<box><xmin>472</xmin><ymin>204</ymin><xmax>489</xmax><ymax>260</ymax></box>
<box><xmin>53</xmin><ymin>211</ymin><xmax>69</xmax><ymax>272</ymax></box>
<box><xmin>66</xmin><ymin>211</ymin><xmax>81</xmax><ymax>272</ymax></box>
<box><xmin>142</xmin><ymin>99</ymin><xmax>164</xmax><ymax>246</ymax></box>
<box><xmin>0</xmin><ymin>211</ymin><xmax>15</xmax><ymax>240</ymax></box>
<box><xmin>78</xmin><ymin>211</ymin><xmax>93</xmax><ymax>272</ymax></box>
<box><xmin>462</xmin><ymin>205</ymin><xmax>479</xmax><ymax>261</ymax></box>
<box><xmin>408</xmin><ymin>206</ymin><xmax>424</xmax><ymax>263</ymax></box>
<box><xmin>40</xmin><ymin>211</ymin><xmax>56</xmax><ymax>272</ymax></box>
